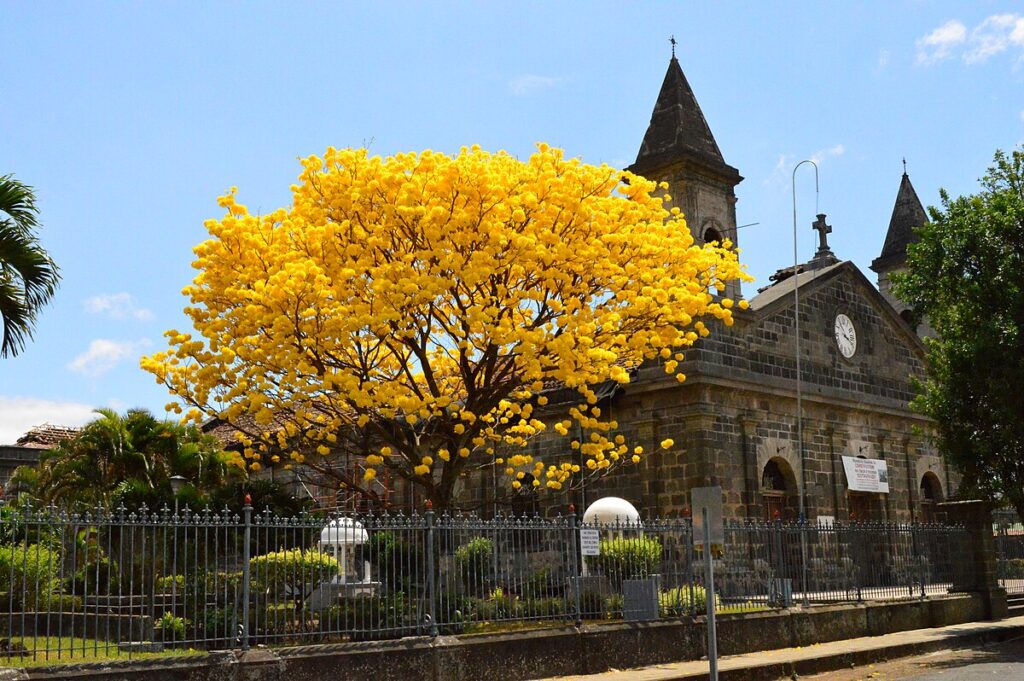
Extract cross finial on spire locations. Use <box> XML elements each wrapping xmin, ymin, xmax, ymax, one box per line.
<box><xmin>810</xmin><ymin>213</ymin><xmax>839</xmax><ymax>268</ymax></box>
<box><xmin>902</xmin><ymin>157</ymin><xmax>907</xmax><ymax>176</ymax></box>
<box><xmin>669</xmin><ymin>35</ymin><xmax>676</xmax><ymax>59</ymax></box>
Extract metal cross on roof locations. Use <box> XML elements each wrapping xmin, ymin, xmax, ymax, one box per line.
<box><xmin>812</xmin><ymin>213</ymin><xmax>832</xmax><ymax>250</ymax></box>
<box><xmin>670</xmin><ymin>35</ymin><xmax>676</xmax><ymax>58</ymax></box>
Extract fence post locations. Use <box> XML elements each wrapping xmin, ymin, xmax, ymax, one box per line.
<box><xmin>937</xmin><ymin>500</ymin><xmax>1008</xmax><ymax>620</ymax></box>
<box><xmin>568</xmin><ymin>507</ymin><xmax>582</xmax><ymax>626</ymax></box>
<box><xmin>240</xmin><ymin>495</ymin><xmax>252</xmax><ymax>651</ymax></box>
<box><xmin>425</xmin><ymin>501</ymin><xmax>438</xmax><ymax>637</ymax></box>
<box><xmin>686</xmin><ymin>515</ymin><xmax>696</xmax><ymax>616</ymax></box>
<box><xmin>912</xmin><ymin>523</ymin><xmax>925</xmax><ymax>599</ymax></box>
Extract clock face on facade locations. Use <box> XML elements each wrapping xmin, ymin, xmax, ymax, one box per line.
<box><xmin>834</xmin><ymin>313</ymin><xmax>857</xmax><ymax>358</ymax></box>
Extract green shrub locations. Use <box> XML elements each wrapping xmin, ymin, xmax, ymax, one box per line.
<box><xmin>473</xmin><ymin>587</ymin><xmax>521</xmax><ymax>621</ymax></box>
<box><xmin>454</xmin><ymin>536</ymin><xmax>494</xmax><ymax>596</ymax></box>
<box><xmin>41</xmin><ymin>592</ymin><xmax>83</xmax><ymax>612</ymax></box>
<box><xmin>250</xmin><ymin>549</ymin><xmax>339</xmax><ymax>597</ymax></box>
<box><xmin>156</xmin><ymin>611</ymin><xmax>188</xmax><ymax>640</ymax></box>
<box><xmin>658</xmin><ymin>585</ymin><xmax>719</xmax><ymax>617</ymax></box>
<box><xmin>155</xmin><ymin>574</ymin><xmax>185</xmax><ymax>593</ymax></box>
<box><xmin>525</xmin><ymin>596</ymin><xmax>565</xmax><ymax>618</ymax></box>
<box><xmin>1006</xmin><ymin>558</ymin><xmax>1024</xmax><ymax>579</ymax></box>
<box><xmin>0</xmin><ymin>543</ymin><xmax>62</xmax><ymax>609</ymax></box>
<box><xmin>328</xmin><ymin>593</ymin><xmax>409</xmax><ymax>635</ymax></box>
<box><xmin>261</xmin><ymin>602</ymin><xmax>300</xmax><ymax>635</ymax></box>
<box><xmin>590</xmin><ymin>537</ymin><xmax>662</xmax><ymax>587</ymax></box>
<box><xmin>604</xmin><ymin>592</ymin><xmax>624</xmax><ymax>618</ymax></box>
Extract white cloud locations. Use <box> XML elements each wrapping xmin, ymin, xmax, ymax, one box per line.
<box><xmin>877</xmin><ymin>49</ymin><xmax>891</xmax><ymax>69</ymax></box>
<box><xmin>0</xmin><ymin>397</ymin><xmax>95</xmax><ymax>445</ymax></box>
<box><xmin>965</xmin><ymin>14</ymin><xmax>1024</xmax><ymax>63</ymax></box>
<box><xmin>84</xmin><ymin>292</ymin><xmax>153</xmax><ymax>321</ymax></box>
<box><xmin>508</xmin><ymin>74</ymin><xmax>561</xmax><ymax>97</ymax></box>
<box><xmin>916</xmin><ymin>20</ymin><xmax>967</xmax><ymax>64</ymax></box>
<box><xmin>67</xmin><ymin>338</ymin><xmax>150</xmax><ymax>378</ymax></box>
<box><xmin>764</xmin><ymin>145</ymin><xmax>844</xmax><ymax>188</ymax></box>
<box><xmin>810</xmin><ymin>144</ymin><xmax>846</xmax><ymax>165</ymax></box>
<box><xmin>916</xmin><ymin>15</ymin><xmax>1024</xmax><ymax>65</ymax></box>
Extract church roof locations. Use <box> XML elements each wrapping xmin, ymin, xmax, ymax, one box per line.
<box><xmin>628</xmin><ymin>57</ymin><xmax>739</xmax><ymax>181</ymax></box>
<box><xmin>750</xmin><ymin>260</ymin><xmax>846</xmax><ymax>311</ymax></box>
<box><xmin>870</xmin><ymin>172</ymin><xmax>929</xmax><ymax>273</ymax></box>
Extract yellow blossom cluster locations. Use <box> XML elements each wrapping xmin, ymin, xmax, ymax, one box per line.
<box><xmin>141</xmin><ymin>144</ymin><xmax>750</xmax><ymax>506</ymax></box>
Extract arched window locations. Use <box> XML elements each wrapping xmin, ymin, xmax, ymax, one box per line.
<box><xmin>703</xmin><ymin>227</ymin><xmax>723</xmax><ymax>245</ymax></box>
<box><xmin>761</xmin><ymin>458</ymin><xmax>796</xmax><ymax>521</ymax></box>
<box><xmin>762</xmin><ymin>460</ymin><xmax>787</xmax><ymax>491</ymax></box>
<box><xmin>920</xmin><ymin>473</ymin><xmax>943</xmax><ymax>522</ymax></box>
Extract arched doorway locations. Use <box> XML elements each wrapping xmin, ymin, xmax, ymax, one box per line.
<box><xmin>920</xmin><ymin>473</ymin><xmax>943</xmax><ymax>523</ymax></box>
<box><xmin>761</xmin><ymin>458</ymin><xmax>797</xmax><ymax>521</ymax></box>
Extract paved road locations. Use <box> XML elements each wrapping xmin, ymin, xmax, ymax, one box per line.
<box><xmin>798</xmin><ymin>637</ymin><xmax>1024</xmax><ymax>680</ymax></box>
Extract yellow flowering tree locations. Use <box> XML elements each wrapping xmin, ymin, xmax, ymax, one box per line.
<box><xmin>143</xmin><ymin>144</ymin><xmax>749</xmax><ymax>510</ymax></box>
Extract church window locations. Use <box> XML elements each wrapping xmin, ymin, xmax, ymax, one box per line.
<box><xmin>920</xmin><ymin>473</ymin><xmax>942</xmax><ymax>523</ymax></box>
<box><xmin>703</xmin><ymin>227</ymin><xmax>723</xmax><ymax>245</ymax></box>
<box><xmin>761</xmin><ymin>458</ymin><xmax>796</xmax><ymax>521</ymax></box>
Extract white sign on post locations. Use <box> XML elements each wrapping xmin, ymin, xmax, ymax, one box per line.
<box><xmin>691</xmin><ymin>486</ymin><xmax>725</xmax><ymax>548</ymax></box>
<box><xmin>842</xmin><ymin>456</ymin><xmax>889</xmax><ymax>493</ymax></box>
<box><xmin>579</xmin><ymin>528</ymin><xmax>600</xmax><ymax>556</ymax></box>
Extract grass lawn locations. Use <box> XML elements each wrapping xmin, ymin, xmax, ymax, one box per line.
<box><xmin>0</xmin><ymin>637</ymin><xmax>206</xmax><ymax>667</ymax></box>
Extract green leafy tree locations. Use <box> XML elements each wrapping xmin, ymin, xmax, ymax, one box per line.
<box><xmin>0</xmin><ymin>174</ymin><xmax>60</xmax><ymax>357</ymax></box>
<box><xmin>15</xmin><ymin>408</ymin><xmax>239</xmax><ymax>511</ymax></box>
<box><xmin>894</xmin><ymin>147</ymin><xmax>1024</xmax><ymax>517</ymax></box>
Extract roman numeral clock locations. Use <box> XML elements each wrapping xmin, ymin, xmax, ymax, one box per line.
<box><xmin>834</xmin><ymin>313</ymin><xmax>857</xmax><ymax>359</ymax></box>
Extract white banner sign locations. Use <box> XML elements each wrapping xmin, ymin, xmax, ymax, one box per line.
<box><xmin>842</xmin><ymin>456</ymin><xmax>889</xmax><ymax>493</ymax></box>
<box><xmin>579</xmin><ymin>528</ymin><xmax>600</xmax><ymax>556</ymax></box>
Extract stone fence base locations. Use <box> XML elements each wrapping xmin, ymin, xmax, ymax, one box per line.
<box><xmin>5</xmin><ymin>594</ymin><xmax>996</xmax><ymax>681</ymax></box>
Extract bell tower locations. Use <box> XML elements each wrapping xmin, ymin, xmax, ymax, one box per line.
<box><xmin>870</xmin><ymin>167</ymin><xmax>933</xmax><ymax>337</ymax></box>
<box><xmin>628</xmin><ymin>53</ymin><xmax>743</xmax><ymax>299</ymax></box>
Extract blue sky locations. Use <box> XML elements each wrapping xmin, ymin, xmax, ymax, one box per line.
<box><xmin>2</xmin><ymin>2</ymin><xmax>1022</xmax><ymax>443</ymax></box>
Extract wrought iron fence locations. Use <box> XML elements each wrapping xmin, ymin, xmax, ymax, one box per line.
<box><xmin>0</xmin><ymin>502</ymin><xmax>965</xmax><ymax>665</ymax></box>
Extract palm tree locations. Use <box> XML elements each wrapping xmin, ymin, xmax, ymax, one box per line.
<box><xmin>0</xmin><ymin>174</ymin><xmax>60</xmax><ymax>357</ymax></box>
<box><xmin>29</xmin><ymin>408</ymin><xmax>238</xmax><ymax>511</ymax></box>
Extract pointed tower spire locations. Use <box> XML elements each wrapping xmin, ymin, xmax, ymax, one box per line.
<box><xmin>870</xmin><ymin>170</ymin><xmax>929</xmax><ymax>274</ymax></box>
<box><xmin>629</xmin><ymin>56</ymin><xmax>737</xmax><ymax>180</ymax></box>
<box><xmin>626</xmin><ymin>55</ymin><xmax>743</xmax><ymax>298</ymax></box>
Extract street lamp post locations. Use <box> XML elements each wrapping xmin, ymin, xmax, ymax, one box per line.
<box><xmin>169</xmin><ymin>475</ymin><xmax>187</xmax><ymax>516</ymax></box>
<box><xmin>791</xmin><ymin>160</ymin><xmax>819</xmax><ymax>608</ymax></box>
<box><xmin>168</xmin><ymin>474</ymin><xmax>187</xmax><ymax>638</ymax></box>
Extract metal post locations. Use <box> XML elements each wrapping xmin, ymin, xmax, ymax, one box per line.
<box><xmin>240</xmin><ymin>496</ymin><xmax>252</xmax><ymax>650</ymax></box>
<box><xmin>171</xmin><ymin>502</ymin><xmax>178</xmax><ymax>634</ymax></box>
<box><xmin>703</xmin><ymin>506</ymin><xmax>718</xmax><ymax>681</ymax></box>
<box><xmin>425</xmin><ymin>504</ymin><xmax>438</xmax><ymax>637</ymax></box>
<box><xmin>791</xmin><ymin>159</ymin><xmax>818</xmax><ymax>609</ymax></box>
<box><xmin>568</xmin><ymin>509</ymin><xmax>582</xmax><ymax>626</ymax></box>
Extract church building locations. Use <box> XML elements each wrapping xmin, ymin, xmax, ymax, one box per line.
<box><xmin>528</xmin><ymin>55</ymin><xmax>952</xmax><ymax>524</ymax></box>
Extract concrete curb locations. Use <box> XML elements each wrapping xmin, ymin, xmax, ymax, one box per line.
<box><xmin>603</xmin><ymin>622</ymin><xmax>1024</xmax><ymax>681</ymax></box>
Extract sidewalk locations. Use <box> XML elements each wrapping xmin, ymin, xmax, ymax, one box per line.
<box><xmin>533</xmin><ymin>615</ymin><xmax>1024</xmax><ymax>681</ymax></box>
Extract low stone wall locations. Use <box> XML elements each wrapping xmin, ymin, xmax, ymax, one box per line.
<box><xmin>12</xmin><ymin>594</ymin><xmax>993</xmax><ymax>681</ymax></box>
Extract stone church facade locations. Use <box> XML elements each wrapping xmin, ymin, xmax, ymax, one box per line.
<box><xmin>524</xmin><ymin>56</ymin><xmax>952</xmax><ymax>524</ymax></box>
